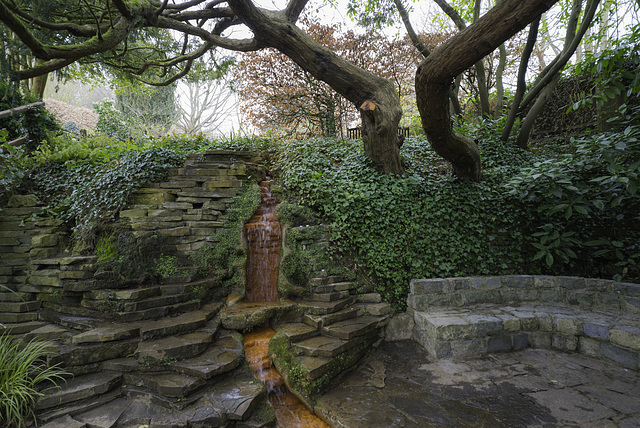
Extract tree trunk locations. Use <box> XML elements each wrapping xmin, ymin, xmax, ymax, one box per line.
<box><xmin>516</xmin><ymin>0</ymin><xmax>599</xmax><ymax>145</ymax></box>
<box><xmin>416</xmin><ymin>0</ymin><xmax>557</xmax><ymax>181</ymax></box>
<box><xmin>501</xmin><ymin>17</ymin><xmax>540</xmax><ymax>141</ymax></box>
<box><xmin>473</xmin><ymin>0</ymin><xmax>491</xmax><ymax>118</ymax></box>
<box><xmin>230</xmin><ymin>0</ymin><xmax>404</xmax><ymax>174</ymax></box>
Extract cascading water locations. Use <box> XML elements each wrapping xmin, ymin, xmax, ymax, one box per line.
<box><xmin>243</xmin><ymin>178</ymin><xmax>328</xmax><ymax>427</ymax></box>
<box><xmin>244</xmin><ymin>179</ymin><xmax>281</xmax><ymax>302</ymax></box>
<box><xmin>244</xmin><ymin>327</ymin><xmax>329</xmax><ymax>428</ymax></box>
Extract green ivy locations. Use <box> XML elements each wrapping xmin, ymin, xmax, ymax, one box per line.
<box><xmin>277</xmin><ymin>137</ymin><xmax>527</xmax><ymax>310</ymax></box>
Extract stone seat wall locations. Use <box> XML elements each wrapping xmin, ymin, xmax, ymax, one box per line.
<box><xmin>407</xmin><ymin>276</ymin><xmax>640</xmax><ymax>371</ymax></box>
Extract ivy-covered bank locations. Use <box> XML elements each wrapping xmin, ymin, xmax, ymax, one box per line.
<box><xmin>275</xmin><ymin>106</ymin><xmax>640</xmax><ymax>310</ymax></box>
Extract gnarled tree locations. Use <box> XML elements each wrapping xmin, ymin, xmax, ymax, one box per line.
<box><xmin>415</xmin><ymin>0</ymin><xmax>558</xmax><ymax>180</ymax></box>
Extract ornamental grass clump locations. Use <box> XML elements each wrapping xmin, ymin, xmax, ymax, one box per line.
<box><xmin>0</xmin><ymin>333</ymin><xmax>69</xmax><ymax>428</ymax></box>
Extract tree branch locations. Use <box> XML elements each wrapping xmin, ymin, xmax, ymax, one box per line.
<box><xmin>394</xmin><ymin>0</ymin><xmax>430</xmax><ymax>58</ymax></box>
<box><xmin>518</xmin><ymin>0</ymin><xmax>601</xmax><ymax>112</ymax></box>
<box><xmin>111</xmin><ymin>0</ymin><xmax>131</xmax><ymax>18</ymax></box>
<box><xmin>500</xmin><ymin>16</ymin><xmax>540</xmax><ymax>141</ymax></box>
<box><xmin>0</xmin><ymin>0</ymin><xmax>49</xmax><ymax>58</ymax></box>
<box><xmin>155</xmin><ymin>15</ymin><xmax>259</xmax><ymax>52</ymax></box>
<box><xmin>285</xmin><ymin>0</ymin><xmax>309</xmax><ymax>22</ymax></box>
<box><xmin>10</xmin><ymin>6</ymin><xmax>110</xmax><ymax>37</ymax></box>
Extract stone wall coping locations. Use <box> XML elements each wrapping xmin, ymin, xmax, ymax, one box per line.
<box><xmin>408</xmin><ymin>275</ymin><xmax>639</xmax><ymax>316</ymax></box>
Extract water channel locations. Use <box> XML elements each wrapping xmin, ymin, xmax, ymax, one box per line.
<box><xmin>242</xmin><ymin>179</ymin><xmax>329</xmax><ymax>427</ymax></box>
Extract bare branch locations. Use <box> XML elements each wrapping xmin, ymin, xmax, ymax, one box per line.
<box><xmin>10</xmin><ymin>6</ymin><xmax>109</xmax><ymax>37</ymax></box>
<box><xmin>155</xmin><ymin>15</ymin><xmax>259</xmax><ymax>52</ymax></box>
<box><xmin>518</xmin><ymin>0</ymin><xmax>600</xmax><ymax>111</ymax></box>
<box><xmin>394</xmin><ymin>0</ymin><xmax>430</xmax><ymax>58</ymax></box>
<box><xmin>285</xmin><ymin>0</ymin><xmax>309</xmax><ymax>22</ymax></box>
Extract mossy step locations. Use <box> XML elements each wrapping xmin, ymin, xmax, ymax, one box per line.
<box><xmin>82</xmin><ymin>293</ymin><xmax>191</xmax><ymax>313</ymax></box>
<box><xmin>321</xmin><ymin>316</ymin><xmax>382</xmax><ymax>340</ymax></box>
<box><xmin>71</xmin><ymin>324</ymin><xmax>141</xmax><ymax>344</ymax></box>
<box><xmin>37</xmin><ymin>388</ymin><xmax>122</xmax><ymax>424</ymax></box>
<box><xmin>35</xmin><ymin>372</ymin><xmax>122</xmax><ymax>411</ymax></box>
<box><xmin>172</xmin><ymin>333</ymin><xmax>244</xmax><ymax>379</ymax></box>
<box><xmin>355</xmin><ymin>302</ymin><xmax>393</xmax><ymax>317</ymax></box>
<box><xmin>23</xmin><ymin>324</ymin><xmax>72</xmax><ymax>342</ymax></box>
<box><xmin>135</xmin><ymin>331</ymin><xmax>213</xmax><ymax>363</ymax></box>
<box><xmin>278</xmin><ymin>322</ymin><xmax>318</xmax><ymax>342</ymax></box>
<box><xmin>86</xmin><ymin>287</ymin><xmax>161</xmax><ymax>301</ymax></box>
<box><xmin>299</xmin><ymin>297</ymin><xmax>355</xmax><ymax>315</ymax></box>
<box><xmin>312</xmin><ymin>282</ymin><xmax>356</xmax><ymax>294</ymax></box>
<box><xmin>311</xmin><ymin>290</ymin><xmax>350</xmax><ymax>302</ymax></box>
<box><xmin>0</xmin><ymin>300</ymin><xmax>40</xmax><ymax>312</ymax></box>
<box><xmin>123</xmin><ymin>372</ymin><xmax>206</xmax><ymax>398</ymax></box>
<box><xmin>139</xmin><ymin>301</ymin><xmax>223</xmax><ymax>340</ymax></box>
<box><xmin>294</xmin><ymin>334</ymin><xmax>365</xmax><ymax>358</ymax></box>
<box><xmin>0</xmin><ymin>320</ymin><xmax>46</xmax><ymax>335</ymax></box>
<box><xmin>303</xmin><ymin>307</ymin><xmax>359</xmax><ymax>329</ymax></box>
<box><xmin>39</xmin><ymin>311</ymin><xmax>102</xmax><ymax>331</ymax></box>
<box><xmin>296</xmin><ymin>355</ymin><xmax>332</xmax><ymax>381</ymax></box>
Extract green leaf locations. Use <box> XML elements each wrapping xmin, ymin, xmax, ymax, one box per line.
<box><xmin>545</xmin><ymin>253</ymin><xmax>554</xmax><ymax>267</ymax></box>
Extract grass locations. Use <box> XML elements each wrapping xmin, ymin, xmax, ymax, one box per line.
<box><xmin>0</xmin><ymin>333</ymin><xmax>69</xmax><ymax>427</ymax></box>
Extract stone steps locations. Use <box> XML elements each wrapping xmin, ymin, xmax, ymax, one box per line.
<box><xmin>0</xmin><ymin>320</ymin><xmax>47</xmax><ymax>335</ymax></box>
<box><xmin>135</xmin><ymin>331</ymin><xmax>214</xmax><ymax>363</ymax></box>
<box><xmin>0</xmin><ymin>290</ymin><xmax>35</xmax><ymax>301</ymax></box>
<box><xmin>298</xmin><ymin>296</ymin><xmax>355</xmax><ymax>315</ymax></box>
<box><xmin>36</xmin><ymin>372</ymin><xmax>123</xmax><ymax>415</ymax></box>
<box><xmin>303</xmin><ymin>307</ymin><xmax>359</xmax><ymax>329</ymax></box>
<box><xmin>312</xmin><ymin>281</ymin><xmax>356</xmax><ymax>294</ymax></box>
<box><xmin>311</xmin><ymin>290</ymin><xmax>350</xmax><ymax>302</ymax></box>
<box><xmin>321</xmin><ymin>315</ymin><xmax>384</xmax><ymax>340</ymax></box>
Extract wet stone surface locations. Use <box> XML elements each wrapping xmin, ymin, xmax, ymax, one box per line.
<box><xmin>315</xmin><ymin>341</ymin><xmax>640</xmax><ymax>427</ymax></box>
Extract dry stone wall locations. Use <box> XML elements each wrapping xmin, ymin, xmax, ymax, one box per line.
<box><xmin>0</xmin><ymin>150</ymin><xmax>266</xmax><ymax>325</ymax></box>
<box><xmin>119</xmin><ymin>150</ymin><xmax>266</xmax><ymax>257</ymax></box>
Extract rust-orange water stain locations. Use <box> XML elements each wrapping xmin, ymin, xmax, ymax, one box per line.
<box><xmin>244</xmin><ymin>327</ymin><xmax>330</xmax><ymax>428</ymax></box>
<box><xmin>245</xmin><ymin>180</ymin><xmax>281</xmax><ymax>302</ymax></box>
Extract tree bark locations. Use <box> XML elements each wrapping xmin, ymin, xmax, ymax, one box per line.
<box><xmin>416</xmin><ymin>0</ymin><xmax>557</xmax><ymax>181</ymax></box>
<box><xmin>230</xmin><ymin>0</ymin><xmax>404</xmax><ymax>174</ymax></box>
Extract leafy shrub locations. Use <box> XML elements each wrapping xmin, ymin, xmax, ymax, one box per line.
<box><xmin>0</xmin><ymin>79</ymin><xmax>60</xmax><ymax>152</ymax></box>
<box><xmin>281</xmin><ymin>251</ymin><xmax>312</xmax><ymax>287</ymax></box>
<box><xmin>94</xmin><ymin>99</ymin><xmax>136</xmax><ymax>142</ymax></box>
<box><xmin>155</xmin><ymin>255</ymin><xmax>179</xmax><ymax>279</ymax></box>
<box><xmin>0</xmin><ymin>131</ymin><xmax>30</xmax><ymax>204</ymax></box>
<box><xmin>0</xmin><ymin>334</ymin><xmax>68</xmax><ymax>428</ymax></box>
<box><xmin>507</xmin><ymin>107</ymin><xmax>640</xmax><ymax>280</ymax></box>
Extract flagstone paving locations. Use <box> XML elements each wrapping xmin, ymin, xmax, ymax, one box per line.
<box><xmin>315</xmin><ymin>340</ymin><xmax>640</xmax><ymax>427</ymax></box>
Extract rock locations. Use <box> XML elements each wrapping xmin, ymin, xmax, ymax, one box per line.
<box><xmin>135</xmin><ymin>331</ymin><xmax>213</xmax><ymax>363</ymax></box>
<box><xmin>385</xmin><ymin>313</ymin><xmax>415</xmax><ymax>341</ymax></box>
<box><xmin>205</xmin><ymin>373</ymin><xmax>266</xmax><ymax>421</ymax></box>
<box><xmin>7</xmin><ymin>194</ymin><xmax>40</xmax><ymax>208</ymax></box>
<box><xmin>36</xmin><ymin>372</ymin><xmax>122</xmax><ymax>410</ymax></box>
<box><xmin>39</xmin><ymin>414</ymin><xmax>86</xmax><ymax>428</ymax></box>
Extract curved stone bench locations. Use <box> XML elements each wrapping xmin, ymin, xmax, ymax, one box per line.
<box><xmin>408</xmin><ymin>276</ymin><xmax>640</xmax><ymax>370</ymax></box>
